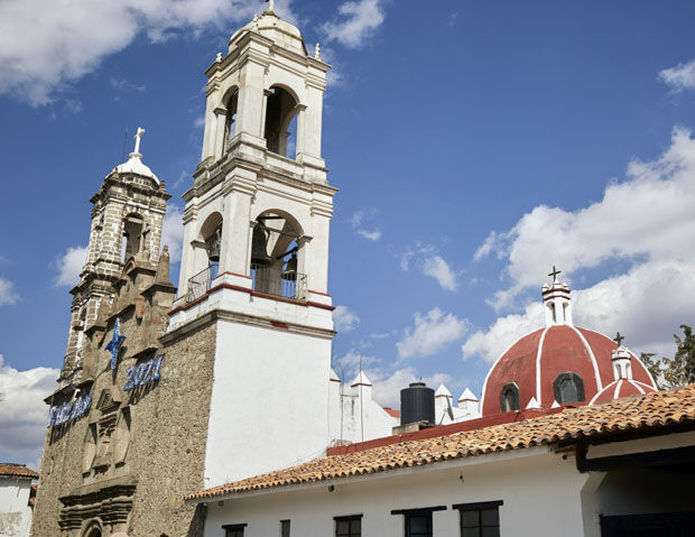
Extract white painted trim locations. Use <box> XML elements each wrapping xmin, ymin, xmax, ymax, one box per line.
<box><xmin>479</xmin><ymin>328</ymin><xmax>543</xmax><ymax>414</ymax></box>
<box><xmin>570</xmin><ymin>326</ymin><xmax>603</xmax><ymax>392</ymax></box>
<box><xmin>629</xmin><ymin>380</ymin><xmax>645</xmax><ymax>394</ymax></box>
<box><xmin>535</xmin><ymin>327</ymin><xmax>550</xmax><ymax>405</ymax></box>
<box><xmin>612</xmin><ymin>379</ymin><xmax>623</xmax><ymax>399</ymax></box>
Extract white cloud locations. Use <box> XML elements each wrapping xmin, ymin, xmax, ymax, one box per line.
<box><xmin>333</xmin><ymin>305</ymin><xmax>360</xmax><ymax>333</ymax></box>
<box><xmin>54</xmin><ymin>246</ymin><xmax>88</xmax><ymax>287</ymax></box>
<box><xmin>321</xmin><ymin>0</ymin><xmax>386</xmax><ymax>49</ymax></box>
<box><xmin>401</xmin><ymin>244</ymin><xmax>459</xmax><ymax>292</ymax></box>
<box><xmin>476</xmin><ymin>126</ymin><xmax>695</xmax><ymax>310</ymax></box>
<box><xmin>423</xmin><ymin>255</ymin><xmax>458</xmax><ymax>292</ymax></box>
<box><xmin>397</xmin><ymin>308</ymin><xmax>468</xmax><ymax>359</ymax></box>
<box><xmin>367</xmin><ymin>367</ymin><xmax>451</xmax><ymax>408</ymax></box>
<box><xmin>0</xmin><ymin>355</ymin><xmax>58</xmax><ymax>464</ymax></box>
<box><xmin>110</xmin><ymin>77</ymin><xmax>146</xmax><ymax>92</ymax></box>
<box><xmin>0</xmin><ymin>0</ymin><xmax>296</xmax><ymax>105</ymax></box>
<box><xmin>0</xmin><ymin>277</ymin><xmax>20</xmax><ymax>306</ymax></box>
<box><xmin>161</xmin><ymin>204</ymin><xmax>184</xmax><ymax>263</ymax></box>
<box><xmin>658</xmin><ymin>58</ymin><xmax>695</xmax><ymax>93</ymax></box>
<box><xmin>350</xmin><ymin>209</ymin><xmax>382</xmax><ymax>241</ymax></box>
<box><xmin>464</xmin><ymin>127</ymin><xmax>695</xmax><ymax>363</ymax></box>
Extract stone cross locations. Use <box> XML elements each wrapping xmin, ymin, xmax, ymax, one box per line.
<box><xmin>548</xmin><ymin>265</ymin><xmax>561</xmax><ymax>283</ymax></box>
<box><xmin>106</xmin><ymin>318</ymin><xmax>126</xmax><ymax>370</ymax></box>
<box><xmin>613</xmin><ymin>332</ymin><xmax>625</xmax><ymax>347</ymax></box>
<box><xmin>133</xmin><ymin>127</ymin><xmax>146</xmax><ymax>155</ymax></box>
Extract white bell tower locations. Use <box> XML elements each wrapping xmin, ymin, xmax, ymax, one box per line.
<box><xmin>169</xmin><ymin>7</ymin><xmax>336</xmax><ymax>486</ymax></box>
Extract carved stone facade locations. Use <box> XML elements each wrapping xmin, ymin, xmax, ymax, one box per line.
<box><xmin>32</xmin><ymin>150</ymin><xmax>218</xmax><ymax>536</ymax></box>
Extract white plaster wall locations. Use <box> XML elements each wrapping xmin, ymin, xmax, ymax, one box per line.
<box><xmin>204</xmin><ymin>318</ymin><xmax>332</xmax><ymax>487</ymax></box>
<box><xmin>203</xmin><ymin>449</ymin><xmax>589</xmax><ymax>537</ymax></box>
<box><xmin>335</xmin><ymin>385</ymin><xmax>397</xmax><ymax>444</ymax></box>
<box><xmin>0</xmin><ymin>479</ymin><xmax>33</xmax><ymax>537</ymax></box>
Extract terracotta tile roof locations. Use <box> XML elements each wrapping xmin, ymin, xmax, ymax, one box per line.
<box><xmin>185</xmin><ymin>385</ymin><xmax>695</xmax><ymax>502</ymax></box>
<box><xmin>383</xmin><ymin>407</ymin><xmax>401</xmax><ymax>419</ymax></box>
<box><xmin>0</xmin><ymin>463</ymin><xmax>39</xmax><ymax>479</ymax></box>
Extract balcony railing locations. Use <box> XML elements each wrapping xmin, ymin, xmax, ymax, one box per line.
<box><xmin>186</xmin><ymin>263</ymin><xmax>307</xmax><ymax>303</ymax></box>
<box><xmin>252</xmin><ymin>266</ymin><xmax>307</xmax><ymax>301</ymax></box>
<box><xmin>186</xmin><ymin>262</ymin><xmax>219</xmax><ymax>303</ymax></box>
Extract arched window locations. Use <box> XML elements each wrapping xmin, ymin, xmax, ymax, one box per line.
<box><xmin>499</xmin><ymin>382</ymin><xmax>520</xmax><ymax>413</ymax></box>
<box><xmin>122</xmin><ymin>214</ymin><xmax>144</xmax><ymax>262</ymax></box>
<box><xmin>264</xmin><ymin>86</ymin><xmax>299</xmax><ymax>159</ymax></box>
<box><xmin>224</xmin><ymin>90</ymin><xmax>239</xmax><ymax>150</ymax></box>
<box><xmin>553</xmin><ymin>372</ymin><xmax>585</xmax><ymax>404</ymax></box>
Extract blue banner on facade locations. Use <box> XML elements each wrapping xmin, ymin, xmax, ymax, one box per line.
<box><xmin>48</xmin><ymin>392</ymin><xmax>92</xmax><ymax>428</ymax></box>
<box><xmin>124</xmin><ymin>353</ymin><xmax>164</xmax><ymax>392</ymax></box>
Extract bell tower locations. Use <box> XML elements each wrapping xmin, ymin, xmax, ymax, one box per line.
<box><xmin>59</xmin><ymin>130</ymin><xmax>169</xmax><ymax>387</ymax></box>
<box><xmin>169</xmin><ymin>7</ymin><xmax>336</xmax><ymax>486</ymax></box>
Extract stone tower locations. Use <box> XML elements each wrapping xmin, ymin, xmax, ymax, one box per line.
<box><xmin>59</xmin><ymin>131</ymin><xmax>170</xmax><ymax>388</ymax></box>
<box><xmin>31</xmin><ymin>137</ymin><xmax>187</xmax><ymax>537</ymax></box>
<box><xmin>169</xmin><ymin>6</ymin><xmax>336</xmax><ymax>486</ymax></box>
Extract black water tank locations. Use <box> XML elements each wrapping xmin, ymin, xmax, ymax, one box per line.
<box><xmin>400</xmin><ymin>382</ymin><xmax>435</xmax><ymax>426</ymax></box>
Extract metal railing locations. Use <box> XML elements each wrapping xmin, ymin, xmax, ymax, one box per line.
<box><xmin>186</xmin><ymin>263</ymin><xmax>307</xmax><ymax>303</ymax></box>
<box><xmin>186</xmin><ymin>262</ymin><xmax>219</xmax><ymax>303</ymax></box>
<box><xmin>252</xmin><ymin>266</ymin><xmax>307</xmax><ymax>301</ymax></box>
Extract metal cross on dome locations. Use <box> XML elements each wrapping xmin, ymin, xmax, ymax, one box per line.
<box><xmin>548</xmin><ymin>265</ymin><xmax>561</xmax><ymax>283</ymax></box>
<box><xmin>613</xmin><ymin>331</ymin><xmax>625</xmax><ymax>347</ymax></box>
<box><xmin>106</xmin><ymin>318</ymin><xmax>126</xmax><ymax>370</ymax></box>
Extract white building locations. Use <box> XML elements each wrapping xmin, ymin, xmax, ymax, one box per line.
<box><xmin>186</xmin><ymin>386</ymin><xmax>695</xmax><ymax>537</ymax></box>
<box><xmin>0</xmin><ymin>464</ymin><xmax>38</xmax><ymax>537</ymax></box>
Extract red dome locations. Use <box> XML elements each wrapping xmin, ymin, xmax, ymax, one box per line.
<box><xmin>590</xmin><ymin>379</ymin><xmax>656</xmax><ymax>405</ymax></box>
<box><xmin>481</xmin><ymin>325</ymin><xmax>656</xmax><ymax>415</ymax></box>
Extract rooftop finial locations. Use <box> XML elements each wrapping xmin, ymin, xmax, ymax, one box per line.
<box><xmin>133</xmin><ymin>127</ymin><xmax>145</xmax><ymax>156</ymax></box>
<box><xmin>265</xmin><ymin>0</ymin><xmax>275</xmax><ymax>13</ymax></box>
<box><xmin>315</xmin><ymin>42</ymin><xmax>321</xmax><ymax>59</ymax></box>
<box><xmin>548</xmin><ymin>265</ymin><xmax>561</xmax><ymax>283</ymax></box>
<box><xmin>613</xmin><ymin>331</ymin><xmax>625</xmax><ymax>347</ymax></box>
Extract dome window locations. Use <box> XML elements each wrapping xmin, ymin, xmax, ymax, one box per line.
<box><xmin>553</xmin><ymin>372</ymin><xmax>585</xmax><ymax>404</ymax></box>
<box><xmin>499</xmin><ymin>382</ymin><xmax>520</xmax><ymax>412</ymax></box>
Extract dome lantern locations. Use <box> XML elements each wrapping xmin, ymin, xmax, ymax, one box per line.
<box><xmin>542</xmin><ymin>265</ymin><xmax>573</xmax><ymax>327</ymax></box>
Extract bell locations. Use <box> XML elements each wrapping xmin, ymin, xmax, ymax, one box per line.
<box><xmin>206</xmin><ymin>229</ymin><xmax>221</xmax><ymax>262</ymax></box>
<box><xmin>282</xmin><ymin>253</ymin><xmax>297</xmax><ymax>281</ymax></box>
<box><xmin>251</xmin><ymin>224</ymin><xmax>271</xmax><ymax>267</ymax></box>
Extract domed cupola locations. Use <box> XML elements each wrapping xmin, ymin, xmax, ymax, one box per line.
<box><xmin>480</xmin><ymin>268</ymin><xmax>657</xmax><ymax>416</ymax></box>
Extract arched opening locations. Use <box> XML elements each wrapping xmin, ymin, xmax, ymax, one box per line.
<box><xmin>186</xmin><ymin>213</ymin><xmax>223</xmax><ymax>303</ymax></box>
<box><xmin>121</xmin><ymin>214</ymin><xmax>144</xmax><ymax>262</ymax></box>
<box><xmin>553</xmin><ymin>372</ymin><xmax>585</xmax><ymax>404</ymax></box>
<box><xmin>264</xmin><ymin>86</ymin><xmax>299</xmax><ymax>159</ymax></box>
<box><xmin>548</xmin><ymin>302</ymin><xmax>557</xmax><ymax>324</ymax></box>
<box><xmin>82</xmin><ymin>522</ymin><xmax>102</xmax><ymax>537</ymax></box>
<box><xmin>499</xmin><ymin>382</ymin><xmax>520</xmax><ymax>413</ymax></box>
<box><xmin>224</xmin><ymin>89</ymin><xmax>239</xmax><ymax>151</ymax></box>
<box><xmin>250</xmin><ymin>210</ymin><xmax>304</xmax><ymax>299</ymax></box>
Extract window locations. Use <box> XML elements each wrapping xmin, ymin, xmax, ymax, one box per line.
<box><xmin>405</xmin><ymin>513</ymin><xmax>432</xmax><ymax>537</ymax></box>
<box><xmin>499</xmin><ymin>382</ymin><xmax>519</xmax><ymax>412</ymax></box>
<box><xmin>281</xmin><ymin>520</ymin><xmax>291</xmax><ymax>537</ymax></box>
<box><xmin>454</xmin><ymin>501</ymin><xmax>503</xmax><ymax>537</ymax></box>
<box><xmin>222</xmin><ymin>524</ymin><xmax>246</xmax><ymax>537</ymax></box>
<box><xmin>391</xmin><ymin>506</ymin><xmax>445</xmax><ymax>537</ymax></box>
<box><xmin>335</xmin><ymin>515</ymin><xmax>361</xmax><ymax>537</ymax></box>
<box><xmin>553</xmin><ymin>372</ymin><xmax>585</xmax><ymax>404</ymax></box>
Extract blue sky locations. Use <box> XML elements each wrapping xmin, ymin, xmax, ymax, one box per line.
<box><xmin>2</xmin><ymin>0</ymin><xmax>695</xmax><ymax>466</ymax></box>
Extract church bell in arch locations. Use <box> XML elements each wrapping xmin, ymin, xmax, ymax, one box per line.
<box><xmin>251</xmin><ymin>223</ymin><xmax>272</xmax><ymax>267</ymax></box>
<box><xmin>206</xmin><ymin>227</ymin><xmax>222</xmax><ymax>263</ymax></box>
